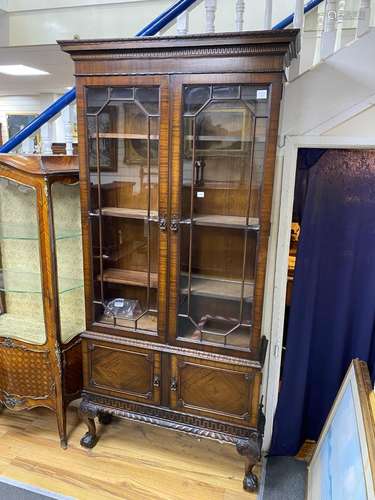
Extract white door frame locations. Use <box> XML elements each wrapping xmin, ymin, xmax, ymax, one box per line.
<box><xmin>262</xmin><ymin>134</ymin><xmax>375</xmax><ymax>451</ymax></box>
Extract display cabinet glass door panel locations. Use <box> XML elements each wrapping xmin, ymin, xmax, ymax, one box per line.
<box><xmin>52</xmin><ymin>181</ymin><xmax>85</xmax><ymax>343</ymax></box>
<box><xmin>177</xmin><ymin>84</ymin><xmax>269</xmax><ymax>351</ymax></box>
<box><xmin>0</xmin><ymin>177</ymin><xmax>46</xmax><ymax>344</ymax></box>
<box><xmin>86</xmin><ymin>85</ymin><xmax>162</xmax><ymax>335</ymax></box>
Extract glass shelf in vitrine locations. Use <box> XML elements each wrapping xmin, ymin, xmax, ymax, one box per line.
<box><xmin>86</xmin><ymin>85</ymin><xmax>160</xmax><ymax>333</ymax></box>
<box><xmin>178</xmin><ymin>84</ymin><xmax>269</xmax><ymax>350</ymax></box>
<box><xmin>0</xmin><ymin>222</ymin><xmax>81</xmax><ymax>241</ymax></box>
<box><xmin>0</xmin><ymin>269</ymin><xmax>82</xmax><ymax>294</ymax></box>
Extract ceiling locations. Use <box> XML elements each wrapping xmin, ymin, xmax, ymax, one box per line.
<box><xmin>0</xmin><ymin>44</ymin><xmax>74</xmax><ymax>96</ymax></box>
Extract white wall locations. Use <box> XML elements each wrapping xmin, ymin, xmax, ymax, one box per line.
<box><xmin>2</xmin><ymin>0</ymin><xmax>297</xmax><ymax>46</ymax></box>
<box><xmin>322</xmin><ymin>104</ymin><xmax>375</xmax><ymax>136</ymax></box>
<box><xmin>0</xmin><ymin>94</ymin><xmax>65</xmax><ymax>144</ymax></box>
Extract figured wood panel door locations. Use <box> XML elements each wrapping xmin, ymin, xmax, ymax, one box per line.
<box><xmin>168</xmin><ymin>73</ymin><xmax>283</xmax><ymax>360</ymax></box>
<box><xmin>83</xmin><ymin>339</ymin><xmax>161</xmax><ymax>404</ymax></box>
<box><xmin>77</xmin><ymin>75</ymin><xmax>169</xmax><ymax>342</ymax></box>
<box><xmin>170</xmin><ymin>355</ymin><xmax>261</xmax><ymax>427</ymax></box>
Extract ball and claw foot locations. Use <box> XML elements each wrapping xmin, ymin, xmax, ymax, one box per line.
<box><xmin>98</xmin><ymin>412</ymin><xmax>112</xmax><ymax>425</ymax></box>
<box><xmin>80</xmin><ymin>431</ymin><xmax>98</xmax><ymax>449</ymax></box>
<box><xmin>243</xmin><ymin>472</ymin><xmax>258</xmax><ymax>492</ymax></box>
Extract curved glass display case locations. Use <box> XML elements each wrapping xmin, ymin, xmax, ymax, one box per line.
<box><xmin>0</xmin><ymin>155</ymin><xmax>84</xmax><ymax>448</ymax></box>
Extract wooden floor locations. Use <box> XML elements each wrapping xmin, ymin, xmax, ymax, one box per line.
<box><xmin>0</xmin><ymin>404</ymin><xmax>259</xmax><ymax>500</ymax></box>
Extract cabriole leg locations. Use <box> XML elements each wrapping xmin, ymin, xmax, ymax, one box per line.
<box><xmin>79</xmin><ymin>399</ymin><xmax>98</xmax><ymax>449</ymax></box>
<box><xmin>236</xmin><ymin>433</ymin><xmax>262</xmax><ymax>493</ymax></box>
<box><xmin>56</xmin><ymin>405</ymin><xmax>67</xmax><ymax>450</ymax></box>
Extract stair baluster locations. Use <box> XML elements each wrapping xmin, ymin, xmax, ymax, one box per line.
<box><xmin>176</xmin><ymin>11</ymin><xmax>189</xmax><ymax>35</ymax></box>
<box><xmin>41</xmin><ymin>122</ymin><xmax>53</xmax><ymax>155</ymax></box>
<box><xmin>21</xmin><ymin>136</ymin><xmax>34</xmax><ymax>155</ymax></box>
<box><xmin>320</xmin><ymin>0</ymin><xmax>338</xmax><ymax>59</ymax></box>
<box><xmin>62</xmin><ymin>105</ymin><xmax>74</xmax><ymax>156</ymax></box>
<box><xmin>235</xmin><ymin>0</ymin><xmax>245</xmax><ymax>32</ymax></box>
<box><xmin>205</xmin><ymin>0</ymin><xmax>217</xmax><ymax>33</ymax></box>
<box><xmin>264</xmin><ymin>0</ymin><xmax>273</xmax><ymax>29</ymax></box>
<box><xmin>288</xmin><ymin>0</ymin><xmax>305</xmax><ymax>79</ymax></box>
<box><xmin>335</xmin><ymin>0</ymin><xmax>346</xmax><ymax>51</ymax></box>
<box><xmin>357</xmin><ymin>0</ymin><xmax>371</xmax><ymax>37</ymax></box>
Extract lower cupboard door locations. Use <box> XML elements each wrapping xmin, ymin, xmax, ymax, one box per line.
<box><xmin>83</xmin><ymin>340</ymin><xmax>161</xmax><ymax>404</ymax></box>
<box><xmin>170</xmin><ymin>355</ymin><xmax>261</xmax><ymax>427</ymax></box>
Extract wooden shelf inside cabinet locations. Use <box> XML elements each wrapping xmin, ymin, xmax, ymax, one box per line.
<box><xmin>90</xmin><ymin>133</ymin><xmax>159</xmax><ymax>140</ymax></box>
<box><xmin>99</xmin><ymin>207</ymin><xmax>158</xmax><ymax>220</ymax></box>
<box><xmin>98</xmin><ymin>268</ymin><xmax>158</xmax><ymax>288</ymax></box>
<box><xmin>98</xmin><ymin>312</ymin><xmax>157</xmax><ymax>331</ymax></box>
<box><xmin>192</xmin><ymin>214</ymin><xmax>259</xmax><ymax>229</ymax></box>
<box><xmin>185</xmin><ymin>135</ymin><xmax>252</xmax><ymax>142</ymax></box>
<box><xmin>179</xmin><ymin>321</ymin><xmax>251</xmax><ymax>349</ymax></box>
<box><xmin>183</xmin><ymin>182</ymin><xmax>259</xmax><ymax>191</ymax></box>
<box><xmin>180</xmin><ymin>273</ymin><xmax>254</xmax><ymax>301</ymax></box>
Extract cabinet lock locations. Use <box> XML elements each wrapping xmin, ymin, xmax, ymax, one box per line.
<box><xmin>170</xmin><ymin>377</ymin><xmax>178</xmax><ymax>391</ymax></box>
<box><xmin>153</xmin><ymin>375</ymin><xmax>161</xmax><ymax>388</ymax></box>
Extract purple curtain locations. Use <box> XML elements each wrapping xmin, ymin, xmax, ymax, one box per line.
<box><xmin>270</xmin><ymin>149</ymin><xmax>375</xmax><ymax>456</ymax></box>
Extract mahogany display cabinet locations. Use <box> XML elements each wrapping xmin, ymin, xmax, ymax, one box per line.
<box><xmin>60</xmin><ymin>30</ymin><xmax>299</xmax><ymax>491</ymax></box>
<box><xmin>0</xmin><ymin>155</ymin><xmax>84</xmax><ymax>447</ymax></box>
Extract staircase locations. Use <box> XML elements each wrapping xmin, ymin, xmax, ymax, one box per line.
<box><xmin>1</xmin><ymin>0</ymin><xmax>374</xmax><ymax>155</ymax></box>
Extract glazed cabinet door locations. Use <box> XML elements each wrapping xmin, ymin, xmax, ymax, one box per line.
<box><xmin>170</xmin><ymin>355</ymin><xmax>261</xmax><ymax>427</ymax></box>
<box><xmin>79</xmin><ymin>76</ymin><xmax>169</xmax><ymax>341</ymax></box>
<box><xmin>83</xmin><ymin>339</ymin><xmax>161</xmax><ymax>404</ymax></box>
<box><xmin>0</xmin><ymin>175</ymin><xmax>46</xmax><ymax>345</ymax></box>
<box><xmin>169</xmin><ymin>74</ymin><xmax>280</xmax><ymax>359</ymax></box>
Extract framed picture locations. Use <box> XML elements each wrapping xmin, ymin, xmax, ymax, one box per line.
<box><xmin>7</xmin><ymin>114</ymin><xmax>40</xmax><ymax>152</ymax></box>
<box><xmin>184</xmin><ymin>105</ymin><xmax>252</xmax><ymax>157</ymax></box>
<box><xmin>123</xmin><ymin>103</ymin><xmax>159</xmax><ymax>165</ymax></box>
<box><xmin>87</xmin><ymin>107</ymin><xmax>117</xmax><ymax>172</ymax></box>
<box><xmin>307</xmin><ymin>359</ymin><xmax>375</xmax><ymax>500</ymax></box>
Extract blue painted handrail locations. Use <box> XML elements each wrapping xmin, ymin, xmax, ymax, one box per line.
<box><xmin>137</xmin><ymin>0</ymin><xmax>198</xmax><ymax>36</ymax></box>
<box><xmin>273</xmin><ymin>0</ymin><xmax>324</xmax><ymax>30</ymax></box>
<box><xmin>0</xmin><ymin>88</ymin><xmax>77</xmax><ymax>153</ymax></box>
<box><xmin>0</xmin><ymin>0</ymin><xmax>325</xmax><ymax>154</ymax></box>
<box><xmin>0</xmin><ymin>0</ymin><xmax>199</xmax><ymax>153</ymax></box>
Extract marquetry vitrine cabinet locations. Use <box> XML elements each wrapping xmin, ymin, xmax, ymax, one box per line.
<box><xmin>60</xmin><ymin>31</ymin><xmax>299</xmax><ymax>491</ymax></box>
<box><xmin>0</xmin><ymin>155</ymin><xmax>84</xmax><ymax>447</ymax></box>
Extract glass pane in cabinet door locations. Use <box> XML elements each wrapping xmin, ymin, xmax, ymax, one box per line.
<box><xmin>0</xmin><ymin>178</ymin><xmax>46</xmax><ymax>344</ymax></box>
<box><xmin>86</xmin><ymin>86</ymin><xmax>160</xmax><ymax>334</ymax></box>
<box><xmin>51</xmin><ymin>181</ymin><xmax>85</xmax><ymax>343</ymax></box>
<box><xmin>178</xmin><ymin>84</ymin><xmax>269</xmax><ymax>350</ymax></box>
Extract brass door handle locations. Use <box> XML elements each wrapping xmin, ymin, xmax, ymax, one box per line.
<box><xmin>170</xmin><ymin>215</ymin><xmax>179</xmax><ymax>232</ymax></box>
<box><xmin>159</xmin><ymin>215</ymin><xmax>167</xmax><ymax>231</ymax></box>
